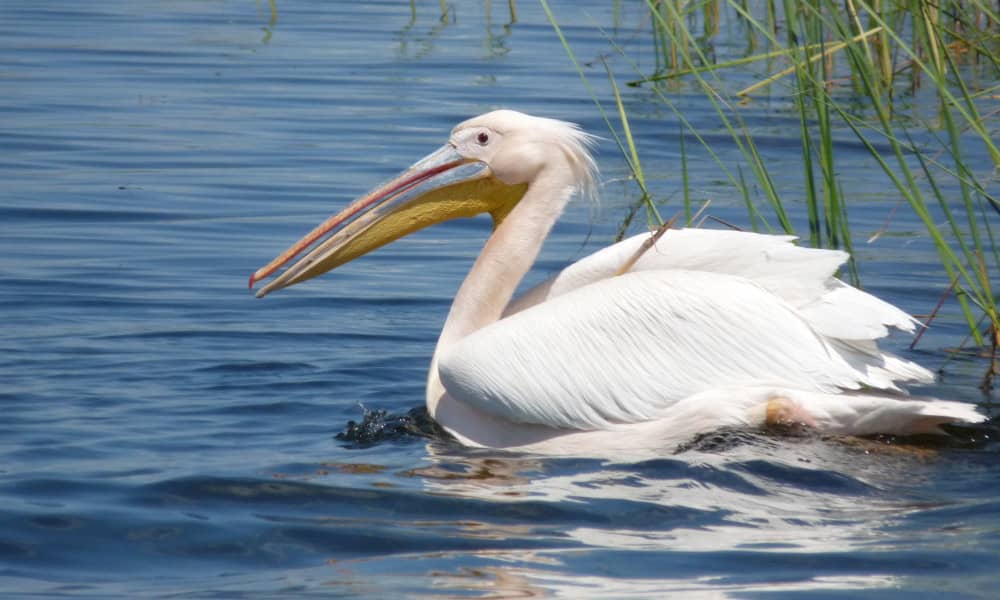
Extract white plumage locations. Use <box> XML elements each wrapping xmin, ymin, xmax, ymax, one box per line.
<box><xmin>252</xmin><ymin>109</ymin><xmax>984</xmax><ymax>457</ymax></box>
<box><xmin>441</xmin><ymin>247</ymin><xmax>932</xmax><ymax>432</ymax></box>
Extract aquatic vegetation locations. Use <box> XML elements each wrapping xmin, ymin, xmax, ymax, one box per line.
<box><xmin>544</xmin><ymin>0</ymin><xmax>1000</xmax><ymax>382</ymax></box>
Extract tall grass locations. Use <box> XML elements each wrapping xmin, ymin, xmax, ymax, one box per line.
<box><xmin>544</xmin><ymin>0</ymin><xmax>1000</xmax><ymax>379</ymax></box>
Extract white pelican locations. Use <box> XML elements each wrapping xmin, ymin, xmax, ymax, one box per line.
<box><xmin>250</xmin><ymin>110</ymin><xmax>984</xmax><ymax>455</ymax></box>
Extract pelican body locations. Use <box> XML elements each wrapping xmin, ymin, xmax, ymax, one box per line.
<box><xmin>251</xmin><ymin>110</ymin><xmax>982</xmax><ymax>456</ymax></box>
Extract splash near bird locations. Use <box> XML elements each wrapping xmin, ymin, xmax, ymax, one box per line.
<box><xmin>251</xmin><ymin>110</ymin><xmax>983</xmax><ymax>456</ymax></box>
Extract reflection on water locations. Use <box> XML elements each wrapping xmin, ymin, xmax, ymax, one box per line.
<box><xmin>395</xmin><ymin>0</ymin><xmax>518</xmax><ymax>60</ymax></box>
<box><xmin>483</xmin><ymin>0</ymin><xmax>518</xmax><ymax>58</ymax></box>
<box><xmin>416</xmin><ymin>563</ymin><xmax>898</xmax><ymax>598</ymax></box>
<box><xmin>258</xmin><ymin>0</ymin><xmax>279</xmax><ymax>44</ymax></box>
<box><xmin>395</xmin><ymin>6</ymin><xmax>452</xmax><ymax>60</ymax></box>
<box><xmin>307</xmin><ymin>432</ymin><xmax>988</xmax><ymax>597</ymax></box>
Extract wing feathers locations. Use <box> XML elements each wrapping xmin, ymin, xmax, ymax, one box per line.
<box><xmin>444</xmin><ymin>229</ymin><xmax>957</xmax><ymax>432</ymax></box>
<box><xmin>510</xmin><ymin>229</ymin><xmax>917</xmax><ymax>346</ymax></box>
<box><xmin>441</xmin><ymin>270</ymin><xmax>901</xmax><ymax>430</ymax></box>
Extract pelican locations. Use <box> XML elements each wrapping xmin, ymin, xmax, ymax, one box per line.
<box><xmin>250</xmin><ymin>110</ymin><xmax>983</xmax><ymax>455</ymax></box>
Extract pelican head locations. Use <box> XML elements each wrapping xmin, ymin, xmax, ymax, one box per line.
<box><xmin>249</xmin><ymin>110</ymin><xmax>596</xmax><ymax>297</ymax></box>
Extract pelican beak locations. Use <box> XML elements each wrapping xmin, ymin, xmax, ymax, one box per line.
<box><xmin>250</xmin><ymin>145</ymin><xmax>527</xmax><ymax>298</ymax></box>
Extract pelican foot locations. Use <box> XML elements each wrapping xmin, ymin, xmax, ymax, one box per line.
<box><xmin>765</xmin><ymin>396</ymin><xmax>818</xmax><ymax>429</ymax></box>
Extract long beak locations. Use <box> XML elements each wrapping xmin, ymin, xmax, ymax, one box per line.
<box><xmin>250</xmin><ymin>145</ymin><xmax>527</xmax><ymax>298</ymax></box>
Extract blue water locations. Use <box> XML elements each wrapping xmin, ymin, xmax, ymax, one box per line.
<box><xmin>2</xmin><ymin>1</ymin><xmax>999</xmax><ymax>597</ymax></box>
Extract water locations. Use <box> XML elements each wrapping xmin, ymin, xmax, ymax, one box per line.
<box><xmin>2</xmin><ymin>1</ymin><xmax>998</xmax><ymax>597</ymax></box>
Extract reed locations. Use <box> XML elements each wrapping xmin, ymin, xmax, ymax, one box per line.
<box><xmin>544</xmin><ymin>0</ymin><xmax>1000</xmax><ymax>377</ymax></box>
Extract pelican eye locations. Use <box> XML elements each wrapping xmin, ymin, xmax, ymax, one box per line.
<box><xmin>476</xmin><ymin>132</ymin><xmax>490</xmax><ymax>145</ymax></box>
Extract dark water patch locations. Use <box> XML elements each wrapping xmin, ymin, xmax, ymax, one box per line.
<box><xmin>5</xmin><ymin>446</ymin><xmax>115</xmax><ymax>469</ymax></box>
<box><xmin>0</xmin><ymin>206</ymin><xmax>185</xmax><ymax>224</ymax></box>
<box><xmin>194</xmin><ymin>361</ymin><xmax>319</xmax><ymax>375</ymax></box>
<box><xmin>90</xmin><ymin>328</ymin><xmax>422</xmax><ymax>344</ymax></box>
<box><xmin>892</xmin><ymin>498</ymin><xmax>1000</xmax><ymax>528</ymax></box>
<box><xmin>0</xmin><ymin>132</ymin><xmax>98</xmax><ymax>154</ymax></box>
<box><xmin>0</xmin><ymin>276</ymin><xmax>187</xmax><ymax>297</ymax></box>
<box><xmin>2</xmin><ymin>478</ymin><xmax>126</xmax><ymax>502</ymax></box>
<box><xmin>630</xmin><ymin>457</ymin><xmax>770</xmax><ymax>496</ymax></box>
<box><xmin>0</xmin><ymin>540</ymin><xmax>36</xmax><ymax>560</ymax></box>
<box><xmin>554</xmin><ymin>546</ymin><xmax>990</xmax><ymax>583</ymax></box>
<box><xmin>196</xmin><ymin>378</ymin><xmax>365</xmax><ymax>396</ymax></box>
<box><xmin>130</xmin><ymin>474</ymin><xmax>722</xmax><ymax>536</ymax></box>
<box><xmin>207</xmin><ymin>401</ymin><xmax>330</xmax><ymax>418</ymax></box>
<box><xmin>27</xmin><ymin>514</ymin><xmax>87</xmax><ymax>531</ymax></box>
<box><xmin>731</xmin><ymin>459</ymin><xmax>878</xmax><ymax>496</ymax></box>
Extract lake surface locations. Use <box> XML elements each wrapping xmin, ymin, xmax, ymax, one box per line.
<box><xmin>2</xmin><ymin>1</ymin><xmax>998</xmax><ymax>597</ymax></box>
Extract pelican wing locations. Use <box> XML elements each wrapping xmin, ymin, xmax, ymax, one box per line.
<box><xmin>507</xmin><ymin>229</ymin><xmax>918</xmax><ymax>339</ymax></box>
<box><xmin>439</xmin><ymin>269</ymin><xmax>926</xmax><ymax>431</ymax></box>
